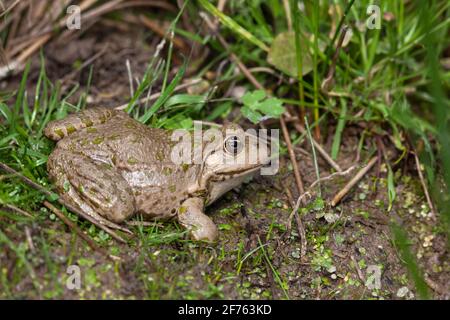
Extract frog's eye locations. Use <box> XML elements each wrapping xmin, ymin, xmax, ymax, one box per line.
<box><xmin>224</xmin><ymin>135</ymin><xmax>243</xmax><ymax>155</ymax></box>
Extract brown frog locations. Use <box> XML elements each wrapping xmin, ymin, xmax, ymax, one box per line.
<box><xmin>44</xmin><ymin>107</ymin><xmax>270</xmax><ymax>241</ymax></box>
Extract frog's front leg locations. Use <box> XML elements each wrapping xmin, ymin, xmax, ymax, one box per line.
<box><xmin>177</xmin><ymin>198</ymin><xmax>218</xmax><ymax>242</ymax></box>
<box><xmin>47</xmin><ymin>148</ymin><xmax>136</xmax><ymax>229</ymax></box>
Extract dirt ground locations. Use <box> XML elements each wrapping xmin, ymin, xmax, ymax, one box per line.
<box><xmin>0</xmin><ymin>20</ymin><xmax>448</xmax><ymax>300</ymax></box>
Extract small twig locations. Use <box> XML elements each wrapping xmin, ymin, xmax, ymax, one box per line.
<box><xmin>283</xmin><ymin>183</ymin><xmax>295</xmax><ymax>206</ymax></box>
<box><xmin>321</xmin><ymin>25</ymin><xmax>349</xmax><ymax>93</ymax></box>
<box><xmin>44</xmin><ymin>201</ymin><xmax>120</xmax><ymax>261</ymax></box>
<box><xmin>294</xmin><ymin>212</ymin><xmax>307</xmax><ymax>259</ymax></box>
<box><xmin>305</xmin><ymin>116</ymin><xmax>321</xmax><ymax>196</ymax></box>
<box><xmin>200</xmin><ymin>12</ymin><xmax>265</xmax><ymax>91</ymax></box>
<box><xmin>282</xmin><ymin>0</ymin><xmax>292</xmax><ymax>31</ymax></box>
<box><xmin>331</xmin><ymin>156</ymin><xmax>378</xmax><ymax>206</ymax></box>
<box><xmin>286</xmin><ymin>192</ymin><xmax>311</xmax><ymax>259</ymax></box>
<box><xmin>424</xmin><ymin>274</ymin><xmax>446</xmax><ymax>296</ymax></box>
<box><xmin>293</xmin><ymin>122</ymin><xmax>343</xmax><ymax>172</ymax></box>
<box><xmin>323</xmin><ymin>0</ymin><xmax>355</xmax><ymax>64</ymax></box>
<box><xmin>282</xmin><ymin>177</ymin><xmax>308</xmax><ymax>260</ymax></box>
<box><xmin>0</xmin><ymin>0</ymin><xmax>20</xmax><ymax>18</ymax></box>
<box><xmin>0</xmin><ymin>33</ymin><xmax>50</xmax><ymax>78</ymax></box>
<box><xmin>351</xmin><ymin>254</ymin><xmax>366</xmax><ymax>284</ymax></box>
<box><xmin>413</xmin><ymin>151</ymin><xmax>436</xmax><ymax>220</ymax></box>
<box><xmin>24</xmin><ymin>226</ymin><xmax>35</xmax><ymax>252</ymax></box>
<box><xmin>1</xmin><ymin>0</ymin><xmax>176</xmax><ymax>80</ymax></box>
<box><xmin>333</xmin><ymin>250</ymin><xmax>347</xmax><ymax>259</ymax></box>
<box><xmin>44</xmin><ymin>201</ymin><xmax>101</xmax><ymax>252</ymax></box>
<box><xmin>0</xmin><ymin>162</ymin><xmax>130</xmax><ymax>243</ymax></box>
<box><xmin>2</xmin><ymin>203</ymin><xmax>33</xmax><ymax>218</ymax></box>
<box><xmin>126</xmin><ymin>59</ymin><xmax>135</xmax><ymax>98</ymax></box>
<box><xmin>139</xmin><ymin>15</ymin><xmax>188</xmax><ymax>52</ymax></box>
<box><xmin>280</xmin><ymin>116</ymin><xmax>305</xmax><ymax>200</ymax></box>
<box><xmin>286</xmin><ymin>192</ymin><xmax>311</xmax><ymax>232</ymax></box>
<box><xmin>308</xmin><ymin>165</ymin><xmax>357</xmax><ymax>191</ymax></box>
<box><xmin>294</xmin><ymin>146</ymin><xmax>312</xmax><ymax>159</ymax></box>
<box><xmin>62</xmin><ymin>44</ymin><xmax>108</xmax><ymax>84</ymax></box>
<box><xmin>0</xmin><ymin>0</ymin><xmax>101</xmax><ymax>78</ymax></box>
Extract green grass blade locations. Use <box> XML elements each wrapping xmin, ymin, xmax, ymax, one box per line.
<box><xmin>331</xmin><ymin>98</ymin><xmax>347</xmax><ymax>160</ymax></box>
<box><xmin>392</xmin><ymin>224</ymin><xmax>429</xmax><ymax>299</ymax></box>
<box><xmin>139</xmin><ymin>62</ymin><xmax>187</xmax><ymax>124</ymax></box>
<box><xmin>198</xmin><ymin>0</ymin><xmax>269</xmax><ymax>51</ymax></box>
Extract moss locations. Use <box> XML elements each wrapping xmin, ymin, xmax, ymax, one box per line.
<box><xmin>127</xmin><ymin>157</ymin><xmax>138</xmax><ymax>165</ymax></box>
<box><xmin>92</xmin><ymin>136</ymin><xmax>104</xmax><ymax>144</ymax></box>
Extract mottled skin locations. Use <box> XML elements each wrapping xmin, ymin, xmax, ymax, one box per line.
<box><xmin>45</xmin><ymin>107</ymin><xmax>269</xmax><ymax>241</ymax></box>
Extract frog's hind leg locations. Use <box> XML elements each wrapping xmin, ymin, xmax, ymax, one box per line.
<box><xmin>44</xmin><ymin>107</ymin><xmax>122</xmax><ymax>141</ymax></box>
<box><xmin>47</xmin><ymin>149</ymin><xmax>135</xmax><ymax>229</ymax></box>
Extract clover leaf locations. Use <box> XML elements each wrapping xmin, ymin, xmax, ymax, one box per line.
<box><xmin>240</xmin><ymin>90</ymin><xmax>284</xmax><ymax>124</ymax></box>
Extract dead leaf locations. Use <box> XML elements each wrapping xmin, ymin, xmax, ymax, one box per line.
<box><xmin>267</xmin><ymin>31</ymin><xmax>324</xmax><ymax>78</ymax></box>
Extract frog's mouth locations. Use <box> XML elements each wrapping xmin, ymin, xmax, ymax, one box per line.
<box><xmin>214</xmin><ymin>163</ymin><xmax>263</xmax><ymax>177</ymax></box>
<box><xmin>205</xmin><ymin>164</ymin><xmax>263</xmax><ymax>205</ymax></box>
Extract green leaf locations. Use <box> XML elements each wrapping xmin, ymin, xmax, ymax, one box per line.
<box><xmin>0</xmin><ymin>133</ymin><xmax>17</xmax><ymax>147</ymax></box>
<box><xmin>242</xmin><ymin>90</ymin><xmax>266</xmax><ymax>107</ymax></box>
<box><xmin>240</xmin><ymin>90</ymin><xmax>284</xmax><ymax>123</ymax></box>
<box><xmin>47</xmin><ymin>193</ymin><xmax>60</xmax><ymax>202</ymax></box>
<box><xmin>206</xmin><ymin>102</ymin><xmax>232</xmax><ymax>121</ymax></box>
<box><xmin>0</xmin><ymin>102</ymin><xmax>12</xmax><ymax>122</ymax></box>
<box><xmin>268</xmin><ymin>31</ymin><xmax>324</xmax><ymax>77</ymax></box>
<box><xmin>159</xmin><ymin>113</ymin><xmax>193</xmax><ymax>130</ymax></box>
<box><xmin>164</xmin><ymin>94</ymin><xmax>205</xmax><ymax>108</ymax></box>
<box><xmin>179</xmin><ymin>117</ymin><xmax>193</xmax><ymax>129</ymax></box>
<box><xmin>218</xmin><ymin>223</ymin><xmax>232</xmax><ymax>231</ymax></box>
<box><xmin>258</xmin><ymin>98</ymin><xmax>284</xmax><ymax>117</ymax></box>
<box><xmin>387</xmin><ymin>164</ymin><xmax>396</xmax><ymax>211</ymax></box>
<box><xmin>241</xmin><ymin>106</ymin><xmax>263</xmax><ymax>124</ymax></box>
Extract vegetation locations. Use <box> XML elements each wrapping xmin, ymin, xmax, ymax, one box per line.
<box><xmin>0</xmin><ymin>0</ymin><xmax>448</xmax><ymax>299</ymax></box>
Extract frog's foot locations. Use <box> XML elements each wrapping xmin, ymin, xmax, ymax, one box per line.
<box><xmin>177</xmin><ymin>198</ymin><xmax>218</xmax><ymax>242</ymax></box>
<box><xmin>61</xmin><ymin>182</ymin><xmax>131</xmax><ymax>233</ymax></box>
<box><xmin>47</xmin><ymin>149</ymin><xmax>135</xmax><ymax>231</ymax></box>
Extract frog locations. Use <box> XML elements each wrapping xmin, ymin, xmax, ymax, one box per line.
<box><xmin>44</xmin><ymin>107</ymin><xmax>270</xmax><ymax>242</ymax></box>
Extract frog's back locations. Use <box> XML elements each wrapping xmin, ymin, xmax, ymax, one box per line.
<box><xmin>44</xmin><ymin>107</ymin><xmax>123</xmax><ymax>141</ymax></box>
<box><xmin>46</xmin><ymin>107</ymin><xmax>188</xmax><ymax>175</ymax></box>
<box><xmin>45</xmin><ymin>107</ymin><xmax>168</xmax><ymax>160</ymax></box>
<box><xmin>93</xmin><ymin>119</ymin><xmax>176</xmax><ymax>166</ymax></box>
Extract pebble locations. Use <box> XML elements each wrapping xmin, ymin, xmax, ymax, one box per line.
<box><xmin>396</xmin><ymin>286</ymin><xmax>409</xmax><ymax>298</ymax></box>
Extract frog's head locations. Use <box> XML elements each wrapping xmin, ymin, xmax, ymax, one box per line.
<box><xmin>199</xmin><ymin>123</ymin><xmax>271</xmax><ymax>205</ymax></box>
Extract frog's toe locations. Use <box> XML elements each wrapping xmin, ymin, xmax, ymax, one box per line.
<box><xmin>191</xmin><ymin>222</ymin><xmax>218</xmax><ymax>242</ymax></box>
<box><xmin>177</xmin><ymin>198</ymin><xmax>218</xmax><ymax>242</ymax></box>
